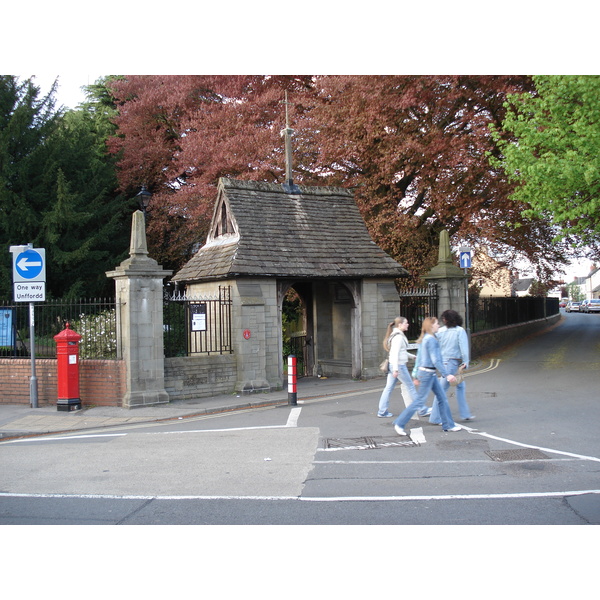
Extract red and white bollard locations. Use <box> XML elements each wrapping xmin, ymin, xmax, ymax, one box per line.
<box><xmin>287</xmin><ymin>354</ymin><xmax>297</xmax><ymax>406</ymax></box>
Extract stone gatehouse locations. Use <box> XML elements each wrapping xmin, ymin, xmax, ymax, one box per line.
<box><xmin>171</xmin><ymin>178</ymin><xmax>409</xmax><ymax>393</ymax></box>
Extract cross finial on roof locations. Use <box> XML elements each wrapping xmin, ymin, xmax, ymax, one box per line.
<box><xmin>280</xmin><ymin>91</ymin><xmax>300</xmax><ymax>194</ymax></box>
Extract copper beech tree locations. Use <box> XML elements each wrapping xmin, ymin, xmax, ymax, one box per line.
<box><xmin>107</xmin><ymin>75</ymin><xmax>569</xmax><ymax>284</ymax></box>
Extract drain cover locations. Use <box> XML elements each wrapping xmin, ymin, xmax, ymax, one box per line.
<box><xmin>323</xmin><ymin>436</ymin><xmax>419</xmax><ymax>450</ymax></box>
<box><xmin>485</xmin><ymin>448</ymin><xmax>550</xmax><ymax>462</ymax></box>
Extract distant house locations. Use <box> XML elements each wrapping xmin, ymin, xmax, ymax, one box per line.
<box><xmin>583</xmin><ymin>266</ymin><xmax>600</xmax><ymax>299</ymax></box>
<box><xmin>513</xmin><ymin>278</ymin><xmax>534</xmax><ymax>297</ymax></box>
<box><xmin>471</xmin><ymin>250</ymin><xmax>514</xmax><ymax>297</ymax></box>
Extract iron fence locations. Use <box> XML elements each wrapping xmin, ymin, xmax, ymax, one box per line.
<box><xmin>287</xmin><ymin>332</ymin><xmax>308</xmax><ymax>377</ymax></box>
<box><xmin>398</xmin><ymin>284</ymin><xmax>439</xmax><ymax>340</ymax></box>
<box><xmin>470</xmin><ymin>296</ymin><xmax>560</xmax><ymax>333</ymax></box>
<box><xmin>0</xmin><ymin>298</ymin><xmax>119</xmax><ymax>359</ymax></box>
<box><xmin>164</xmin><ymin>286</ymin><xmax>233</xmax><ymax>357</ymax></box>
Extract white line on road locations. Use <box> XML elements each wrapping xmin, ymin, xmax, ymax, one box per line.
<box><xmin>1</xmin><ymin>433</ymin><xmax>128</xmax><ymax>444</ymax></box>
<box><xmin>460</xmin><ymin>425</ymin><xmax>600</xmax><ymax>463</ymax></box>
<box><xmin>1</xmin><ymin>489</ymin><xmax>598</xmax><ymax>502</ymax></box>
<box><xmin>286</xmin><ymin>407</ymin><xmax>302</xmax><ymax>427</ymax></box>
<box><xmin>409</xmin><ymin>427</ymin><xmax>426</xmax><ymax>444</ymax></box>
<box><xmin>298</xmin><ymin>489</ymin><xmax>600</xmax><ymax>502</ymax></box>
<box><xmin>313</xmin><ymin>458</ymin><xmax>579</xmax><ymax>464</ymax></box>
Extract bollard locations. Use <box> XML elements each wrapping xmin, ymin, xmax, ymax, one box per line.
<box><xmin>287</xmin><ymin>354</ymin><xmax>297</xmax><ymax>406</ymax></box>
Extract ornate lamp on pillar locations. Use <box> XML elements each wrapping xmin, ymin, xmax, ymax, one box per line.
<box><xmin>136</xmin><ymin>186</ymin><xmax>152</xmax><ymax>221</ymax></box>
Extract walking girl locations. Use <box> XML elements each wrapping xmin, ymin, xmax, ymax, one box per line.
<box><xmin>430</xmin><ymin>309</ymin><xmax>474</xmax><ymax>424</ymax></box>
<box><xmin>393</xmin><ymin>317</ymin><xmax>460</xmax><ymax>435</ymax></box>
<box><xmin>377</xmin><ymin>317</ymin><xmax>420</xmax><ymax>418</ymax></box>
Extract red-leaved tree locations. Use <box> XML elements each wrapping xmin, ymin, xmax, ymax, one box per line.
<box><xmin>107</xmin><ymin>75</ymin><xmax>569</xmax><ymax>283</ymax></box>
<box><xmin>107</xmin><ymin>75</ymin><xmax>315</xmax><ymax>267</ymax></box>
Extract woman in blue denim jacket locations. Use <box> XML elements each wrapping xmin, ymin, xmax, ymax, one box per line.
<box><xmin>393</xmin><ymin>317</ymin><xmax>460</xmax><ymax>436</ymax></box>
<box><xmin>429</xmin><ymin>309</ymin><xmax>474</xmax><ymax>424</ymax></box>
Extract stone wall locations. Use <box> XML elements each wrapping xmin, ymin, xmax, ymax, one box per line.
<box><xmin>361</xmin><ymin>280</ymin><xmax>401</xmax><ymax>379</ymax></box>
<box><xmin>470</xmin><ymin>314</ymin><xmax>561</xmax><ymax>359</ymax></box>
<box><xmin>164</xmin><ymin>354</ymin><xmax>237</xmax><ymax>401</ymax></box>
<box><xmin>187</xmin><ymin>278</ymin><xmax>283</xmax><ymax>394</ymax></box>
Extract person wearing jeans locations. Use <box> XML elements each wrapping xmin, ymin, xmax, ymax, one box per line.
<box><xmin>377</xmin><ymin>317</ymin><xmax>420</xmax><ymax>417</ymax></box>
<box><xmin>393</xmin><ymin>317</ymin><xmax>460</xmax><ymax>435</ymax></box>
<box><xmin>429</xmin><ymin>309</ymin><xmax>474</xmax><ymax>424</ymax></box>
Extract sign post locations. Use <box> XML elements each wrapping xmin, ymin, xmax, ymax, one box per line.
<box><xmin>459</xmin><ymin>247</ymin><xmax>472</xmax><ymax>336</ymax></box>
<box><xmin>10</xmin><ymin>244</ymin><xmax>46</xmax><ymax>408</ymax></box>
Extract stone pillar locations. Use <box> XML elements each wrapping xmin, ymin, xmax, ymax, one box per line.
<box><xmin>424</xmin><ymin>230</ymin><xmax>468</xmax><ymax>324</ymax></box>
<box><xmin>106</xmin><ymin>210</ymin><xmax>173</xmax><ymax>408</ymax></box>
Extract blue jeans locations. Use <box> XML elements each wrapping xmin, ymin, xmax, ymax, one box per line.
<box><xmin>378</xmin><ymin>364</ymin><xmax>418</xmax><ymax>415</ymax></box>
<box><xmin>394</xmin><ymin>369</ymin><xmax>456</xmax><ymax>430</ymax></box>
<box><xmin>429</xmin><ymin>359</ymin><xmax>472</xmax><ymax>423</ymax></box>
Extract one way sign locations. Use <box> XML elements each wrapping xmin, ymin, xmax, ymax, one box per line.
<box><xmin>459</xmin><ymin>248</ymin><xmax>472</xmax><ymax>269</ymax></box>
<box><xmin>12</xmin><ymin>247</ymin><xmax>46</xmax><ymax>283</ymax></box>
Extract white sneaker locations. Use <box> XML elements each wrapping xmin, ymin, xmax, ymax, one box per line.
<box><xmin>394</xmin><ymin>424</ymin><xmax>408</xmax><ymax>436</ymax></box>
<box><xmin>444</xmin><ymin>425</ymin><xmax>462</xmax><ymax>432</ymax></box>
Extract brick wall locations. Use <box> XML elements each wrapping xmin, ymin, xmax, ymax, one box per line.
<box><xmin>0</xmin><ymin>359</ymin><xmax>125</xmax><ymax>406</ymax></box>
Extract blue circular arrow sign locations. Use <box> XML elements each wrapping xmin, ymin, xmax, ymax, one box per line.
<box><xmin>15</xmin><ymin>249</ymin><xmax>44</xmax><ymax>280</ymax></box>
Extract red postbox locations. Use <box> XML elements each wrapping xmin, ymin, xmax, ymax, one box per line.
<box><xmin>54</xmin><ymin>323</ymin><xmax>82</xmax><ymax>411</ymax></box>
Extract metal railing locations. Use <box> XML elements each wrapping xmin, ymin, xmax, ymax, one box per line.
<box><xmin>0</xmin><ymin>298</ymin><xmax>119</xmax><ymax>359</ymax></box>
<box><xmin>469</xmin><ymin>296</ymin><xmax>559</xmax><ymax>333</ymax></box>
<box><xmin>164</xmin><ymin>286</ymin><xmax>233</xmax><ymax>357</ymax></box>
<box><xmin>398</xmin><ymin>284</ymin><xmax>439</xmax><ymax>340</ymax></box>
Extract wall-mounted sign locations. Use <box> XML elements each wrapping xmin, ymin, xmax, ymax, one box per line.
<box><xmin>190</xmin><ymin>303</ymin><xmax>207</xmax><ymax>332</ymax></box>
<box><xmin>243</xmin><ymin>329</ymin><xmax>251</xmax><ymax>339</ymax></box>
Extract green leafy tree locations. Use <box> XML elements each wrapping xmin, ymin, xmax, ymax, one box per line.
<box><xmin>0</xmin><ymin>75</ymin><xmax>61</xmax><ymax>296</ymax></box>
<box><xmin>567</xmin><ymin>281</ymin><xmax>584</xmax><ymax>302</ymax></box>
<box><xmin>0</xmin><ymin>76</ymin><xmax>133</xmax><ymax>299</ymax></box>
<box><xmin>528</xmin><ymin>279</ymin><xmax>553</xmax><ymax>297</ymax></box>
<box><xmin>39</xmin><ymin>100</ymin><xmax>133</xmax><ymax>298</ymax></box>
<box><xmin>494</xmin><ymin>75</ymin><xmax>600</xmax><ymax>249</ymax></box>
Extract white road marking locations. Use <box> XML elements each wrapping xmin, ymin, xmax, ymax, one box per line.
<box><xmin>286</xmin><ymin>407</ymin><xmax>302</xmax><ymax>427</ymax></box>
<box><xmin>2</xmin><ymin>433</ymin><xmax>127</xmax><ymax>444</ymax></box>
<box><xmin>409</xmin><ymin>427</ymin><xmax>426</xmax><ymax>444</ymax></box>
<box><xmin>0</xmin><ymin>489</ymin><xmax>598</xmax><ymax>502</ymax></box>
<box><xmin>298</xmin><ymin>489</ymin><xmax>600</xmax><ymax>502</ymax></box>
<box><xmin>313</xmin><ymin>458</ymin><xmax>579</xmax><ymax>464</ymax></box>
<box><xmin>460</xmin><ymin>425</ymin><xmax>600</xmax><ymax>463</ymax></box>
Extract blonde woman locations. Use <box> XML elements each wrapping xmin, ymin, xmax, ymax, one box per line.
<box><xmin>377</xmin><ymin>317</ymin><xmax>420</xmax><ymax>418</ymax></box>
<box><xmin>393</xmin><ymin>317</ymin><xmax>460</xmax><ymax>435</ymax></box>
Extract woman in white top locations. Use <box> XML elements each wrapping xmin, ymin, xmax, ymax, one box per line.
<box><xmin>377</xmin><ymin>316</ymin><xmax>422</xmax><ymax>418</ymax></box>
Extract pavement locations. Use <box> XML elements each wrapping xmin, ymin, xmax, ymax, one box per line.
<box><xmin>0</xmin><ymin>376</ymin><xmax>383</xmax><ymax>440</ymax></box>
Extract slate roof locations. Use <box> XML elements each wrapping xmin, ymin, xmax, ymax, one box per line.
<box><xmin>172</xmin><ymin>178</ymin><xmax>409</xmax><ymax>283</ymax></box>
<box><xmin>513</xmin><ymin>278</ymin><xmax>534</xmax><ymax>293</ymax></box>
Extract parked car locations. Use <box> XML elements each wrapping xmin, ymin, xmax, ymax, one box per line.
<box><xmin>581</xmin><ymin>299</ymin><xmax>600</xmax><ymax>313</ymax></box>
<box><xmin>559</xmin><ymin>299</ymin><xmax>568</xmax><ymax>308</ymax></box>
<box><xmin>566</xmin><ymin>301</ymin><xmax>581</xmax><ymax>312</ymax></box>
